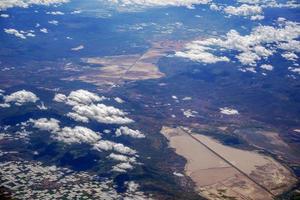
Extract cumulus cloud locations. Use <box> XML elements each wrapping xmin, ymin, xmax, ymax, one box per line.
<box><xmin>260</xmin><ymin>64</ymin><xmax>273</xmax><ymax>71</ymax></box>
<box><xmin>0</xmin><ymin>0</ymin><xmax>69</xmax><ymax>11</ymax></box>
<box><xmin>175</xmin><ymin>43</ymin><xmax>230</xmax><ymax>64</ymax></box>
<box><xmin>115</xmin><ymin>126</ymin><xmax>145</xmax><ymax>138</ymax></box>
<box><xmin>70</xmin><ymin>104</ymin><xmax>134</xmax><ymax>124</ymax></box>
<box><xmin>37</xmin><ymin>102</ymin><xmax>48</xmax><ymax>110</ymax></box>
<box><xmin>0</xmin><ymin>103</ymin><xmax>10</xmax><ymax>108</ymax></box>
<box><xmin>112</xmin><ymin>162</ymin><xmax>133</xmax><ymax>172</ymax></box>
<box><xmin>71</xmin><ymin>45</ymin><xmax>84</xmax><ymax>51</ymax></box>
<box><xmin>220</xmin><ymin>107</ymin><xmax>239</xmax><ymax>115</ymax></box>
<box><xmin>175</xmin><ymin>19</ymin><xmax>300</xmax><ymax>68</ymax></box>
<box><xmin>29</xmin><ymin>118</ymin><xmax>60</xmax><ymax>132</ymax></box>
<box><xmin>56</xmin><ymin>126</ymin><xmax>101</xmax><ymax>144</ymax></box>
<box><xmin>0</xmin><ymin>14</ymin><xmax>9</xmax><ymax>18</ymax></box>
<box><xmin>114</xmin><ymin>97</ymin><xmax>124</xmax><ymax>104</ymax></box>
<box><xmin>288</xmin><ymin>67</ymin><xmax>300</xmax><ymax>74</ymax></box>
<box><xmin>108</xmin><ymin>153</ymin><xmax>136</xmax><ymax>163</ymax></box>
<box><xmin>224</xmin><ymin>4</ymin><xmax>263</xmax><ymax>17</ymax></box>
<box><xmin>3</xmin><ymin>90</ymin><xmax>39</xmax><ymax>106</ymax></box>
<box><xmin>54</xmin><ymin>89</ymin><xmax>133</xmax><ymax>124</ymax></box>
<box><xmin>54</xmin><ymin>90</ymin><xmax>105</xmax><ymax>106</ymax></box>
<box><xmin>4</xmin><ymin>28</ymin><xmax>26</xmax><ymax>39</ymax></box>
<box><xmin>93</xmin><ymin>140</ymin><xmax>137</xmax><ymax>155</ymax></box>
<box><xmin>46</xmin><ymin>11</ymin><xmax>64</xmax><ymax>15</ymax></box>
<box><xmin>66</xmin><ymin>112</ymin><xmax>89</xmax><ymax>123</ymax></box>
<box><xmin>282</xmin><ymin>52</ymin><xmax>298</xmax><ymax>61</ymax></box>
<box><xmin>53</xmin><ymin>93</ymin><xmax>67</xmax><ymax>102</ymax></box>
<box><xmin>29</xmin><ymin>118</ymin><xmax>101</xmax><ymax>144</ymax></box>
<box><xmin>108</xmin><ymin>0</ymin><xmax>211</xmax><ymax>9</ymax></box>
<box><xmin>48</xmin><ymin>20</ymin><xmax>59</xmax><ymax>25</ymax></box>
<box><xmin>40</xmin><ymin>28</ymin><xmax>48</xmax><ymax>33</ymax></box>
<box><xmin>29</xmin><ymin>117</ymin><xmax>138</xmax><ymax>158</ymax></box>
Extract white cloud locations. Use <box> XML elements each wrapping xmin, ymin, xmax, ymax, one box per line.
<box><xmin>71</xmin><ymin>45</ymin><xmax>84</xmax><ymax>51</ymax></box>
<box><xmin>182</xmin><ymin>109</ymin><xmax>198</xmax><ymax>118</ymax></box>
<box><xmin>56</xmin><ymin>126</ymin><xmax>101</xmax><ymax>144</ymax></box>
<box><xmin>209</xmin><ymin>3</ymin><xmax>221</xmax><ymax>11</ymax></box>
<box><xmin>112</xmin><ymin>162</ymin><xmax>133</xmax><ymax>172</ymax></box>
<box><xmin>115</xmin><ymin>126</ymin><xmax>145</xmax><ymax>138</ymax></box>
<box><xmin>175</xmin><ymin>44</ymin><xmax>230</xmax><ymax>64</ymax></box>
<box><xmin>0</xmin><ymin>103</ymin><xmax>10</xmax><ymax>108</ymax></box>
<box><xmin>29</xmin><ymin>118</ymin><xmax>138</xmax><ymax>157</ymax></box>
<box><xmin>93</xmin><ymin>140</ymin><xmax>137</xmax><ymax>155</ymax></box>
<box><xmin>176</xmin><ymin>19</ymin><xmax>300</xmax><ymax>67</ymax></box>
<box><xmin>114</xmin><ymin>97</ymin><xmax>124</xmax><ymax>104</ymax></box>
<box><xmin>4</xmin><ymin>28</ymin><xmax>26</xmax><ymax>39</ymax></box>
<box><xmin>4</xmin><ymin>28</ymin><xmax>36</xmax><ymax>39</ymax></box>
<box><xmin>250</xmin><ymin>15</ymin><xmax>264</xmax><ymax>20</ymax></box>
<box><xmin>220</xmin><ymin>107</ymin><xmax>239</xmax><ymax>115</ymax></box>
<box><xmin>48</xmin><ymin>20</ymin><xmax>59</xmax><ymax>25</ymax></box>
<box><xmin>29</xmin><ymin>118</ymin><xmax>60</xmax><ymax>132</ymax></box>
<box><xmin>56</xmin><ymin>89</ymin><xmax>105</xmax><ymax>106</ymax></box>
<box><xmin>108</xmin><ymin>0</ymin><xmax>211</xmax><ymax>9</ymax></box>
<box><xmin>40</xmin><ymin>28</ymin><xmax>48</xmax><ymax>33</ymax></box>
<box><xmin>37</xmin><ymin>102</ymin><xmax>48</xmax><ymax>110</ymax></box>
<box><xmin>71</xmin><ymin>10</ymin><xmax>82</xmax><ymax>14</ymax></box>
<box><xmin>260</xmin><ymin>64</ymin><xmax>273</xmax><ymax>71</ymax></box>
<box><xmin>224</xmin><ymin>4</ymin><xmax>263</xmax><ymax>17</ymax></box>
<box><xmin>46</xmin><ymin>11</ymin><xmax>64</xmax><ymax>15</ymax></box>
<box><xmin>4</xmin><ymin>90</ymin><xmax>39</xmax><ymax>106</ymax></box>
<box><xmin>55</xmin><ymin>90</ymin><xmax>133</xmax><ymax>124</ymax></box>
<box><xmin>108</xmin><ymin>153</ymin><xmax>136</xmax><ymax>163</ymax></box>
<box><xmin>53</xmin><ymin>93</ymin><xmax>67</xmax><ymax>102</ymax></box>
<box><xmin>0</xmin><ymin>14</ymin><xmax>9</xmax><ymax>18</ymax></box>
<box><xmin>29</xmin><ymin>118</ymin><xmax>101</xmax><ymax>145</ymax></box>
<box><xmin>0</xmin><ymin>0</ymin><xmax>69</xmax><ymax>11</ymax></box>
<box><xmin>282</xmin><ymin>52</ymin><xmax>298</xmax><ymax>61</ymax></box>
<box><xmin>125</xmin><ymin>181</ymin><xmax>140</xmax><ymax>193</ymax></box>
<box><xmin>66</xmin><ymin>112</ymin><xmax>89</xmax><ymax>123</ymax></box>
<box><xmin>288</xmin><ymin>67</ymin><xmax>300</xmax><ymax>74</ymax></box>
<box><xmin>71</xmin><ymin>104</ymin><xmax>134</xmax><ymax>124</ymax></box>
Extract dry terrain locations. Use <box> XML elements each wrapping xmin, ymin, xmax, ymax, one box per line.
<box><xmin>65</xmin><ymin>41</ymin><xmax>184</xmax><ymax>88</ymax></box>
<box><xmin>161</xmin><ymin>126</ymin><xmax>298</xmax><ymax>200</ymax></box>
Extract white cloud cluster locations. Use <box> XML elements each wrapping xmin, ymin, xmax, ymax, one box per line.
<box><xmin>114</xmin><ymin>97</ymin><xmax>124</xmax><ymax>104</ymax></box>
<box><xmin>40</xmin><ymin>28</ymin><xmax>48</xmax><ymax>33</ymax></box>
<box><xmin>56</xmin><ymin>126</ymin><xmax>101</xmax><ymax>144</ymax></box>
<box><xmin>29</xmin><ymin>118</ymin><xmax>138</xmax><ymax>164</ymax></box>
<box><xmin>176</xmin><ymin>19</ymin><xmax>300</xmax><ymax>68</ymax></box>
<box><xmin>54</xmin><ymin>89</ymin><xmax>105</xmax><ymax>106</ymax></box>
<box><xmin>3</xmin><ymin>90</ymin><xmax>39</xmax><ymax>106</ymax></box>
<box><xmin>112</xmin><ymin>162</ymin><xmax>133</xmax><ymax>173</ymax></box>
<box><xmin>282</xmin><ymin>52</ymin><xmax>298</xmax><ymax>61</ymax></box>
<box><xmin>260</xmin><ymin>64</ymin><xmax>273</xmax><ymax>71</ymax></box>
<box><xmin>46</xmin><ymin>11</ymin><xmax>64</xmax><ymax>15</ymax></box>
<box><xmin>54</xmin><ymin>90</ymin><xmax>133</xmax><ymax>124</ymax></box>
<box><xmin>4</xmin><ymin>28</ymin><xmax>35</xmax><ymax>39</ymax></box>
<box><xmin>0</xmin><ymin>14</ymin><xmax>9</xmax><ymax>18</ymax></box>
<box><xmin>220</xmin><ymin>107</ymin><xmax>239</xmax><ymax>115</ymax></box>
<box><xmin>108</xmin><ymin>0</ymin><xmax>211</xmax><ymax>9</ymax></box>
<box><xmin>29</xmin><ymin>118</ymin><xmax>101</xmax><ymax>144</ymax></box>
<box><xmin>93</xmin><ymin>140</ymin><xmax>137</xmax><ymax>155</ymax></box>
<box><xmin>108</xmin><ymin>153</ymin><xmax>136</xmax><ymax>163</ymax></box>
<box><xmin>71</xmin><ymin>45</ymin><xmax>84</xmax><ymax>51</ymax></box>
<box><xmin>29</xmin><ymin>118</ymin><xmax>60</xmax><ymax>132</ymax></box>
<box><xmin>224</xmin><ymin>4</ymin><xmax>263</xmax><ymax>17</ymax></box>
<box><xmin>0</xmin><ymin>0</ymin><xmax>69</xmax><ymax>11</ymax></box>
<box><xmin>48</xmin><ymin>20</ymin><xmax>59</xmax><ymax>25</ymax></box>
<box><xmin>69</xmin><ymin>104</ymin><xmax>134</xmax><ymax>124</ymax></box>
<box><xmin>237</xmin><ymin>0</ymin><xmax>300</xmax><ymax>9</ymax></box>
<box><xmin>115</xmin><ymin>126</ymin><xmax>145</xmax><ymax>138</ymax></box>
